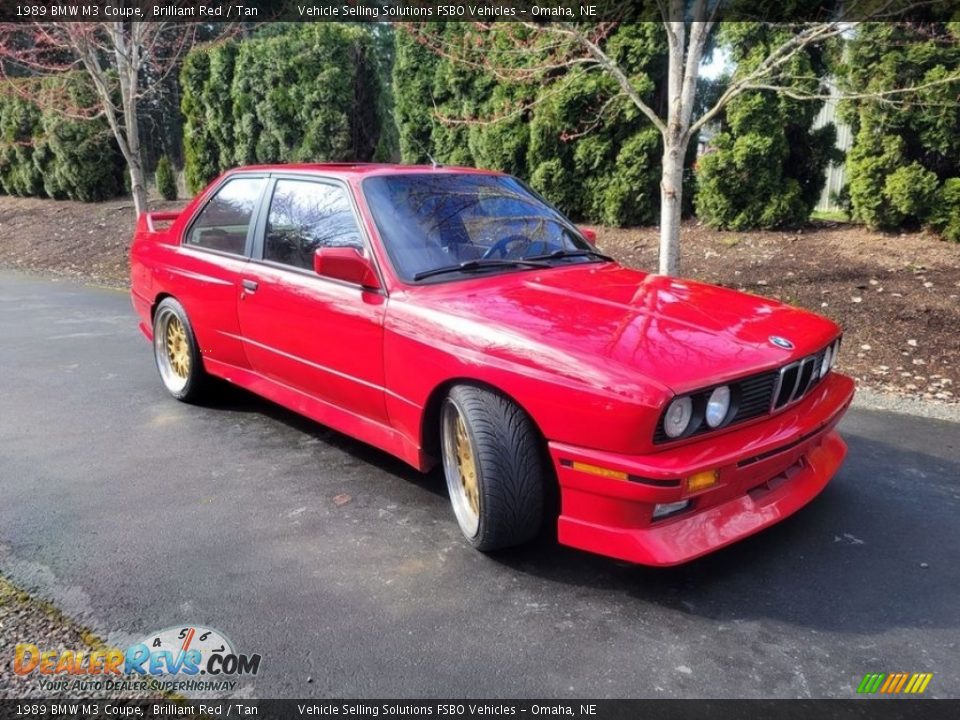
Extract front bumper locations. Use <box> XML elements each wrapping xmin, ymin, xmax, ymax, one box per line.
<box><xmin>550</xmin><ymin>372</ymin><xmax>855</xmax><ymax>566</ymax></box>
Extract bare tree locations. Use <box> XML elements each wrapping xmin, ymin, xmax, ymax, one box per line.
<box><xmin>410</xmin><ymin>6</ymin><xmax>960</xmax><ymax>276</ymax></box>
<box><xmin>0</xmin><ymin>22</ymin><xmax>199</xmax><ymax>216</ymax></box>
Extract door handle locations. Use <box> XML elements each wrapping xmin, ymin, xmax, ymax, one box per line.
<box><xmin>242</xmin><ymin>279</ymin><xmax>259</xmax><ymax>292</ymax></box>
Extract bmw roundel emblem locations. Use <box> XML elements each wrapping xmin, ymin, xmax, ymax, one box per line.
<box><xmin>769</xmin><ymin>336</ymin><xmax>794</xmax><ymax>350</ymax></box>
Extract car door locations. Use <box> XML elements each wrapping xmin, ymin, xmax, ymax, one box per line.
<box><xmin>171</xmin><ymin>174</ymin><xmax>268</xmax><ymax>371</ymax></box>
<box><xmin>236</xmin><ymin>175</ymin><xmax>389</xmax><ymax>424</ymax></box>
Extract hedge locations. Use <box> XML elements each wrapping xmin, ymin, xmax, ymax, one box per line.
<box><xmin>0</xmin><ymin>76</ymin><xmax>124</xmax><ymax>202</ymax></box>
<box><xmin>694</xmin><ymin>24</ymin><xmax>839</xmax><ymax>230</ymax></box>
<box><xmin>838</xmin><ymin>22</ymin><xmax>960</xmax><ymax>240</ymax></box>
<box><xmin>182</xmin><ymin>25</ymin><xmax>389</xmax><ymax>194</ymax></box>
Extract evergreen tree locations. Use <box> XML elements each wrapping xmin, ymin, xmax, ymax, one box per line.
<box><xmin>837</xmin><ymin>21</ymin><xmax>960</xmax><ymax>240</ymax></box>
<box><xmin>695</xmin><ymin>24</ymin><xmax>839</xmax><ymax>230</ymax></box>
<box><xmin>155</xmin><ymin>155</ymin><xmax>177</xmax><ymax>201</ymax></box>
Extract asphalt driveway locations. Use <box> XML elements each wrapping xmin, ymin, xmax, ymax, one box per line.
<box><xmin>1</xmin><ymin>270</ymin><xmax>957</xmax><ymax>698</ymax></box>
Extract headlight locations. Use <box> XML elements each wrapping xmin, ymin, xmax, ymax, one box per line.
<box><xmin>663</xmin><ymin>396</ymin><xmax>693</xmax><ymax>438</ymax></box>
<box><xmin>820</xmin><ymin>345</ymin><xmax>833</xmax><ymax>378</ymax></box>
<box><xmin>705</xmin><ymin>386</ymin><xmax>731</xmax><ymax>428</ymax></box>
<box><xmin>831</xmin><ymin>338</ymin><xmax>841</xmax><ymax>368</ymax></box>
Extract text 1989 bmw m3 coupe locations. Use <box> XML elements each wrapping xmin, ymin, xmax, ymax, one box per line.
<box><xmin>131</xmin><ymin>163</ymin><xmax>854</xmax><ymax>565</ymax></box>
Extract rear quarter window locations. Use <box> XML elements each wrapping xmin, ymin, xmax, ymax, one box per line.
<box><xmin>186</xmin><ymin>177</ymin><xmax>266</xmax><ymax>255</ymax></box>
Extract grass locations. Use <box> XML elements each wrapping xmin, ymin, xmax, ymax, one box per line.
<box><xmin>0</xmin><ymin>574</ymin><xmax>103</xmax><ymax>648</ymax></box>
<box><xmin>0</xmin><ymin>574</ymin><xmax>178</xmax><ymax>699</ymax></box>
<box><xmin>810</xmin><ymin>209</ymin><xmax>850</xmax><ymax>223</ymax></box>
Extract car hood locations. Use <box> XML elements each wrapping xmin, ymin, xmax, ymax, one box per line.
<box><xmin>405</xmin><ymin>263</ymin><xmax>840</xmax><ymax>396</ymax></box>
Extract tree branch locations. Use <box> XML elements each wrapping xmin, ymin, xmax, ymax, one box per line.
<box><xmin>689</xmin><ymin>22</ymin><xmax>849</xmax><ymax>136</ymax></box>
<box><xmin>563</xmin><ymin>25</ymin><xmax>667</xmax><ymax>134</ymax></box>
<box><xmin>745</xmin><ymin>72</ymin><xmax>960</xmax><ymax>104</ymax></box>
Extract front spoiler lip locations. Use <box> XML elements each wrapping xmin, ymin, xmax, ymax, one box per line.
<box><xmin>557</xmin><ymin>430</ymin><xmax>847</xmax><ymax>566</ymax></box>
<box><xmin>549</xmin><ymin>372</ymin><xmax>855</xmax><ymax>566</ymax></box>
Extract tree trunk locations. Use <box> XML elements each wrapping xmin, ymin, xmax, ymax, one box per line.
<box><xmin>122</xmin><ymin>77</ymin><xmax>147</xmax><ymax>215</ymax></box>
<box><xmin>658</xmin><ymin>138</ymin><xmax>684</xmax><ymax>276</ymax></box>
<box><xmin>118</xmin><ymin>23</ymin><xmax>147</xmax><ymax>216</ymax></box>
<box><xmin>127</xmin><ymin>153</ymin><xmax>147</xmax><ymax>216</ymax></box>
<box><xmin>75</xmin><ymin>23</ymin><xmax>149</xmax><ymax>216</ymax></box>
<box><xmin>658</xmin><ymin>18</ymin><xmax>688</xmax><ymax>278</ymax></box>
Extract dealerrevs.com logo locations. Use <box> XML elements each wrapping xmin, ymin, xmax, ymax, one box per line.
<box><xmin>13</xmin><ymin>625</ymin><xmax>261</xmax><ymax>694</ymax></box>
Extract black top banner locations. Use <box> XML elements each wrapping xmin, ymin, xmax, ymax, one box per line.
<box><xmin>0</xmin><ymin>0</ymin><xmax>948</xmax><ymax>23</ymax></box>
<box><xmin>2</xmin><ymin>700</ymin><xmax>960</xmax><ymax>720</ymax></box>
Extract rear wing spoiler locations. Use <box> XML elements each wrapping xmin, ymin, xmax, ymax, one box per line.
<box><xmin>142</xmin><ymin>211</ymin><xmax>181</xmax><ymax>234</ymax></box>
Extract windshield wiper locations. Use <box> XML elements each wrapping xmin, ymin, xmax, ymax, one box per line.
<box><xmin>526</xmin><ymin>248</ymin><xmax>615</xmax><ymax>262</ymax></box>
<box><xmin>413</xmin><ymin>258</ymin><xmax>551</xmax><ymax>281</ymax></box>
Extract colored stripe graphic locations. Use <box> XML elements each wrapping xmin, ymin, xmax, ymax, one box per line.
<box><xmin>857</xmin><ymin>672</ymin><xmax>932</xmax><ymax>694</ymax></box>
<box><xmin>892</xmin><ymin>673</ymin><xmax>910</xmax><ymax>693</ymax></box>
<box><xmin>912</xmin><ymin>673</ymin><xmax>933</xmax><ymax>694</ymax></box>
<box><xmin>857</xmin><ymin>673</ymin><xmax>886</xmax><ymax>693</ymax></box>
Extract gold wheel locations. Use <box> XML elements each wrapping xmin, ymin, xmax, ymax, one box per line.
<box><xmin>454</xmin><ymin>415</ymin><xmax>480</xmax><ymax>517</ymax></box>
<box><xmin>154</xmin><ymin>302</ymin><xmax>196</xmax><ymax>396</ymax></box>
<box><xmin>442</xmin><ymin>399</ymin><xmax>481</xmax><ymax>538</ymax></box>
<box><xmin>165</xmin><ymin>315</ymin><xmax>191</xmax><ymax>380</ymax></box>
<box><xmin>440</xmin><ymin>386</ymin><xmax>545</xmax><ymax>552</ymax></box>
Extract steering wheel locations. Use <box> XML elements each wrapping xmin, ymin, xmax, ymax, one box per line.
<box><xmin>481</xmin><ymin>235</ymin><xmax>549</xmax><ymax>260</ymax></box>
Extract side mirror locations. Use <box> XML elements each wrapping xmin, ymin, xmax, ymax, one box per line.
<box><xmin>313</xmin><ymin>247</ymin><xmax>381</xmax><ymax>290</ymax></box>
<box><xmin>579</xmin><ymin>227</ymin><xmax>598</xmax><ymax>246</ymax></box>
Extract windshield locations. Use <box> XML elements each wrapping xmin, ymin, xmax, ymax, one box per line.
<box><xmin>362</xmin><ymin>173</ymin><xmax>598</xmax><ymax>282</ymax></box>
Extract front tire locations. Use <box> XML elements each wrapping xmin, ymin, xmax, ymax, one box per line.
<box><xmin>441</xmin><ymin>385</ymin><xmax>545</xmax><ymax>551</ymax></box>
<box><xmin>153</xmin><ymin>297</ymin><xmax>207</xmax><ymax>402</ymax></box>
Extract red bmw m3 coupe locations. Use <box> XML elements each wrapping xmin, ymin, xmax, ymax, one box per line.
<box><xmin>130</xmin><ymin>164</ymin><xmax>854</xmax><ymax>565</ymax></box>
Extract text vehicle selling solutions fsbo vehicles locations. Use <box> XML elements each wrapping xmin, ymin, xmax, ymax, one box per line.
<box><xmin>130</xmin><ymin>163</ymin><xmax>854</xmax><ymax>565</ymax></box>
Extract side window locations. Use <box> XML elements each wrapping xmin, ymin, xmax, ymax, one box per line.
<box><xmin>264</xmin><ymin>180</ymin><xmax>363</xmax><ymax>271</ymax></box>
<box><xmin>186</xmin><ymin>177</ymin><xmax>266</xmax><ymax>255</ymax></box>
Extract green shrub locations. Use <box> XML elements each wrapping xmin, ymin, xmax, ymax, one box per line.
<box><xmin>155</xmin><ymin>155</ymin><xmax>177</xmax><ymax>200</ymax></box>
<box><xmin>694</xmin><ymin>24</ymin><xmax>837</xmax><ymax>230</ymax></box>
<box><xmin>0</xmin><ymin>75</ymin><xmax>123</xmax><ymax>202</ymax></box>
<box><xmin>35</xmin><ymin>76</ymin><xmax>123</xmax><ymax>202</ymax></box>
<box><xmin>392</xmin><ymin>24</ymin><xmax>441</xmax><ymax>164</ymax></box>
<box><xmin>930</xmin><ymin>178</ymin><xmax>960</xmax><ymax>242</ymax></box>
<box><xmin>838</xmin><ymin>22</ymin><xmax>960</xmax><ymax>238</ymax></box>
<box><xmin>181</xmin><ymin>47</ymin><xmax>219</xmax><ymax>194</ymax></box>
<box><xmin>206</xmin><ymin>41</ymin><xmax>239</xmax><ymax>166</ymax></box>
<box><xmin>182</xmin><ymin>26</ymin><xmax>387</xmax><ymax>194</ymax></box>
<box><xmin>0</xmin><ymin>95</ymin><xmax>43</xmax><ymax>196</ymax></box>
<box><xmin>884</xmin><ymin>163</ymin><xmax>939</xmax><ymax>219</ymax></box>
<box><xmin>846</xmin><ymin>133</ymin><xmax>905</xmax><ymax>228</ymax></box>
<box><xmin>597</xmin><ymin>128</ymin><xmax>661</xmax><ymax>226</ymax></box>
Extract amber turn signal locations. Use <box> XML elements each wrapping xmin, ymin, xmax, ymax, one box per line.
<box><xmin>686</xmin><ymin>469</ymin><xmax>719</xmax><ymax>493</ymax></box>
<box><xmin>571</xmin><ymin>461</ymin><xmax>629</xmax><ymax>481</ymax></box>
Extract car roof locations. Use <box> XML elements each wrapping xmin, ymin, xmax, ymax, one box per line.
<box><xmin>228</xmin><ymin>163</ymin><xmax>504</xmax><ymax>179</ymax></box>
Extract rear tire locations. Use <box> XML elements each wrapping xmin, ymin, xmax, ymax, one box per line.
<box><xmin>153</xmin><ymin>297</ymin><xmax>207</xmax><ymax>403</ymax></box>
<box><xmin>441</xmin><ymin>385</ymin><xmax>545</xmax><ymax>551</ymax></box>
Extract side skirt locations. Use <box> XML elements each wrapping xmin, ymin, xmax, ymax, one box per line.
<box><xmin>204</xmin><ymin>358</ymin><xmax>427</xmax><ymax>472</ymax></box>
